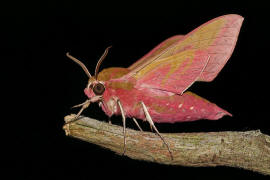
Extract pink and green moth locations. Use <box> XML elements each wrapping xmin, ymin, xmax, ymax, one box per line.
<box><xmin>67</xmin><ymin>14</ymin><xmax>243</xmax><ymax>159</ymax></box>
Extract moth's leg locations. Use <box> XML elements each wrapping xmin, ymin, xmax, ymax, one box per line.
<box><xmin>67</xmin><ymin>99</ymin><xmax>91</xmax><ymax>123</ymax></box>
<box><xmin>149</xmin><ymin>124</ymin><xmax>153</xmax><ymax>132</ymax></box>
<box><xmin>108</xmin><ymin>117</ymin><xmax>112</xmax><ymax>124</ymax></box>
<box><xmin>71</xmin><ymin>100</ymin><xmax>90</xmax><ymax>108</ymax></box>
<box><xmin>98</xmin><ymin>101</ymin><xmax>112</xmax><ymax>124</ymax></box>
<box><xmin>132</xmin><ymin>118</ymin><xmax>143</xmax><ymax>132</ymax></box>
<box><xmin>140</xmin><ymin>101</ymin><xmax>173</xmax><ymax>160</ymax></box>
<box><xmin>68</xmin><ymin>96</ymin><xmax>102</xmax><ymax>124</ymax></box>
<box><xmin>117</xmin><ymin>99</ymin><xmax>126</xmax><ymax>155</ymax></box>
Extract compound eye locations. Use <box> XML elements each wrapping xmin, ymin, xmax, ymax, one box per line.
<box><xmin>93</xmin><ymin>83</ymin><xmax>105</xmax><ymax>95</ymax></box>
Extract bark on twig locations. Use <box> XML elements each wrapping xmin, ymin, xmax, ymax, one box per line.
<box><xmin>63</xmin><ymin>115</ymin><xmax>270</xmax><ymax>175</ymax></box>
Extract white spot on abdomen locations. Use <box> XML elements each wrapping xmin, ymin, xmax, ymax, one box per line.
<box><xmin>190</xmin><ymin>106</ymin><xmax>194</xmax><ymax>110</ymax></box>
<box><xmin>178</xmin><ymin>104</ymin><xmax>183</xmax><ymax>108</ymax></box>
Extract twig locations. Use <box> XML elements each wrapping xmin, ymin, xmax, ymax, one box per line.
<box><xmin>63</xmin><ymin>115</ymin><xmax>270</xmax><ymax>175</ymax></box>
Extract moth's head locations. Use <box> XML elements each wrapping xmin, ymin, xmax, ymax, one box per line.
<box><xmin>66</xmin><ymin>46</ymin><xmax>111</xmax><ymax>101</ymax></box>
<box><xmin>84</xmin><ymin>78</ymin><xmax>106</xmax><ymax>99</ymax></box>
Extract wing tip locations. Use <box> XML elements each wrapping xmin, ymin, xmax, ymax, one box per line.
<box><xmin>221</xmin><ymin>14</ymin><xmax>244</xmax><ymax>20</ymax></box>
<box><xmin>224</xmin><ymin>14</ymin><xmax>245</xmax><ymax>26</ymax></box>
<box><xmin>214</xmin><ymin>14</ymin><xmax>244</xmax><ymax>27</ymax></box>
<box><xmin>198</xmin><ymin>14</ymin><xmax>244</xmax><ymax>82</ymax></box>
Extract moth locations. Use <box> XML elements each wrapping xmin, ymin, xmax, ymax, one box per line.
<box><xmin>67</xmin><ymin>14</ymin><xmax>243</xmax><ymax>159</ymax></box>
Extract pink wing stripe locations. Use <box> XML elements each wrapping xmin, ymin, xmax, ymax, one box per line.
<box><xmin>128</xmin><ymin>35</ymin><xmax>185</xmax><ymax>70</ymax></box>
<box><xmin>135</xmin><ymin>50</ymin><xmax>209</xmax><ymax>94</ymax></box>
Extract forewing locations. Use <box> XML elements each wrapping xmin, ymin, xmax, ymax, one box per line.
<box><xmin>123</xmin><ymin>14</ymin><xmax>243</xmax><ymax>94</ymax></box>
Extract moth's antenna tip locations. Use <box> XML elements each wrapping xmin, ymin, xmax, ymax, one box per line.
<box><xmin>66</xmin><ymin>52</ymin><xmax>70</xmax><ymax>57</ymax></box>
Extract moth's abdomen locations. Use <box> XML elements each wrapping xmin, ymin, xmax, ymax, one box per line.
<box><xmin>140</xmin><ymin>91</ymin><xmax>231</xmax><ymax>123</ymax></box>
<box><xmin>102</xmin><ymin>85</ymin><xmax>231</xmax><ymax>123</ymax></box>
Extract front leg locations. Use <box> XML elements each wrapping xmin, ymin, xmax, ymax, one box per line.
<box><xmin>66</xmin><ymin>99</ymin><xmax>91</xmax><ymax>124</ymax></box>
<box><xmin>67</xmin><ymin>96</ymin><xmax>102</xmax><ymax>124</ymax></box>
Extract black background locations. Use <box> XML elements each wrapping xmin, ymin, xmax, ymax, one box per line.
<box><xmin>2</xmin><ymin>1</ymin><xmax>270</xmax><ymax>179</ymax></box>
